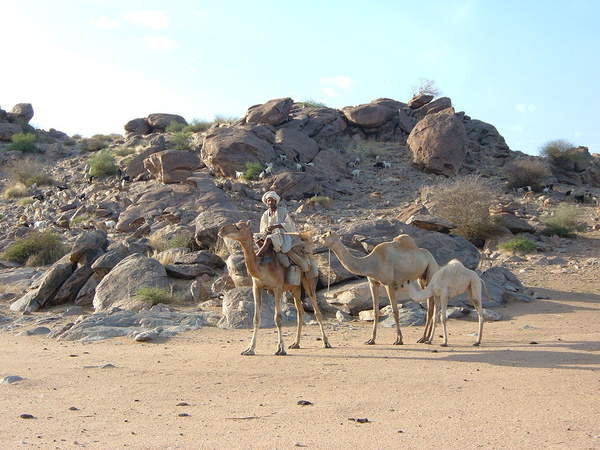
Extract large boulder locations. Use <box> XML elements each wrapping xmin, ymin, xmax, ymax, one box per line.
<box><xmin>124</xmin><ymin>118</ymin><xmax>151</xmax><ymax>136</ymax></box>
<box><xmin>408</xmin><ymin>109</ymin><xmax>467</xmax><ymax>177</ymax></box>
<box><xmin>93</xmin><ymin>254</ymin><xmax>170</xmax><ymax>311</ymax></box>
<box><xmin>201</xmin><ymin>126</ymin><xmax>276</xmax><ymax>177</ymax></box>
<box><xmin>275</xmin><ymin>129</ymin><xmax>320</xmax><ymax>163</ymax></box>
<box><xmin>342</xmin><ymin>102</ymin><xmax>396</xmax><ymax>128</ymax></box>
<box><xmin>217</xmin><ymin>287</ymin><xmax>296</xmax><ymax>329</ymax></box>
<box><xmin>143</xmin><ymin>150</ymin><xmax>203</xmax><ymax>184</ymax></box>
<box><xmin>413</xmin><ymin>97</ymin><xmax>452</xmax><ymax>120</ymax></box>
<box><xmin>225</xmin><ymin>252</ymin><xmax>251</xmax><ymax>287</ymax></box>
<box><xmin>268</xmin><ymin>171</ymin><xmax>319</xmax><ymax>200</ymax></box>
<box><xmin>313</xmin><ymin>251</ymin><xmax>358</xmax><ymax>287</ymax></box>
<box><xmin>52</xmin><ymin>265</ymin><xmax>94</xmax><ymax>305</ymax></box>
<box><xmin>10</xmin><ymin>254</ymin><xmax>76</xmax><ymax>312</ymax></box>
<box><xmin>284</xmin><ymin>105</ymin><xmax>347</xmax><ymax>141</ymax></box>
<box><xmin>10</xmin><ymin>103</ymin><xmax>34</xmax><ymax>123</ymax></box>
<box><xmin>408</xmin><ymin>94</ymin><xmax>433</xmax><ymax>109</ymax></box>
<box><xmin>0</xmin><ymin>123</ymin><xmax>23</xmax><ymax>141</ymax></box>
<box><xmin>146</xmin><ymin>113</ymin><xmax>187</xmax><ymax>132</ymax></box>
<box><xmin>245</xmin><ymin>97</ymin><xmax>293</xmax><ymax>126</ymax></box>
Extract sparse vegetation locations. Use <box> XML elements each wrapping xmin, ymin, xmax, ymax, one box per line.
<box><xmin>411</xmin><ymin>78</ymin><xmax>441</xmax><ymax>98</ymax></box>
<box><xmin>422</xmin><ymin>175</ymin><xmax>499</xmax><ymax>244</ymax></box>
<box><xmin>136</xmin><ymin>287</ymin><xmax>180</xmax><ymax>305</ymax></box>
<box><xmin>243</xmin><ymin>161</ymin><xmax>263</xmax><ymax>180</ymax></box>
<box><xmin>498</xmin><ymin>237</ymin><xmax>537</xmax><ymax>253</ymax></box>
<box><xmin>171</xmin><ymin>131</ymin><xmax>192</xmax><ymax>150</ymax></box>
<box><xmin>6</xmin><ymin>159</ymin><xmax>55</xmax><ymax>187</ymax></box>
<box><xmin>166</xmin><ymin>121</ymin><xmax>186</xmax><ymax>133</ymax></box>
<box><xmin>149</xmin><ymin>231</ymin><xmax>194</xmax><ymax>252</ymax></box>
<box><xmin>7</xmin><ymin>133</ymin><xmax>37</xmax><ymax>152</ymax></box>
<box><xmin>542</xmin><ymin>204</ymin><xmax>585</xmax><ymax>238</ymax></box>
<box><xmin>348</xmin><ymin>140</ymin><xmax>390</xmax><ymax>160</ymax></box>
<box><xmin>183</xmin><ymin>119</ymin><xmax>212</xmax><ymax>133</ymax></box>
<box><xmin>81</xmin><ymin>134</ymin><xmax>112</xmax><ymax>152</ymax></box>
<box><xmin>1</xmin><ymin>231</ymin><xmax>67</xmax><ymax>266</ymax></box>
<box><xmin>151</xmin><ymin>248</ymin><xmax>188</xmax><ymax>266</ymax></box>
<box><xmin>111</xmin><ymin>147</ymin><xmax>135</xmax><ymax>157</ymax></box>
<box><xmin>306</xmin><ymin>195</ymin><xmax>333</xmax><ymax>208</ymax></box>
<box><xmin>213</xmin><ymin>115</ymin><xmax>239</xmax><ymax>125</ymax></box>
<box><xmin>541</xmin><ymin>139</ymin><xmax>590</xmax><ymax>169</ymax></box>
<box><xmin>17</xmin><ymin>197</ymin><xmax>34</xmax><ymax>206</ymax></box>
<box><xmin>70</xmin><ymin>215</ymin><xmax>91</xmax><ymax>227</ymax></box>
<box><xmin>504</xmin><ymin>159</ymin><xmax>551</xmax><ymax>190</ymax></box>
<box><xmin>88</xmin><ymin>150</ymin><xmax>118</xmax><ymax>178</ymax></box>
<box><xmin>3</xmin><ymin>182</ymin><xmax>29</xmax><ymax>199</ymax></box>
<box><xmin>297</xmin><ymin>99</ymin><xmax>327</xmax><ymax>108</ymax></box>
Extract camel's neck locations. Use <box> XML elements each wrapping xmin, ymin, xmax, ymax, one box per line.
<box><xmin>237</xmin><ymin>238</ymin><xmax>263</xmax><ymax>279</ymax></box>
<box><xmin>329</xmin><ymin>240</ymin><xmax>378</xmax><ymax>278</ymax></box>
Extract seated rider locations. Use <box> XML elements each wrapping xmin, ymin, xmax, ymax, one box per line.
<box><xmin>255</xmin><ymin>191</ymin><xmax>309</xmax><ymax>272</ymax></box>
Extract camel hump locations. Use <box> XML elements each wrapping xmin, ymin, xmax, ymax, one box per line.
<box><xmin>392</xmin><ymin>234</ymin><xmax>418</xmax><ymax>249</ymax></box>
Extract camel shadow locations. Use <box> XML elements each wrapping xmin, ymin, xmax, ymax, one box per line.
<box><xmin>529</xmin><ymin>287</ymin><xmax>600</xmax><ymax>304</ymax></box>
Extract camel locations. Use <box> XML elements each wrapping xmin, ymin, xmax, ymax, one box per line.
<box><xmin>317</xmin><ymin>231</ymin><xmax>439</xmax><ymax>345</ymax></box>
<box><xmin>218</xmin><ymin>220</ymin><xmax>331</xmax><ymax>356</ymax></box>
<box><xmin>403</xmin><ymin>259</ymin><xmax>484</xmax><ymax>347</ymax></box>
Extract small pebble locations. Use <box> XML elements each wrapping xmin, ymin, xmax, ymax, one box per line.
<box><xmin>176</xmin><ymin>402</ymin><xmax>189</xmax><ymax>406</ymax></box>
<box><xmin>297</xmin><ymin>400</ymin><xmax>313</xmax><ymax>406</ymax></box>
<box><xmin>19</xmin><ymin>414</ymin><xmax>35</xmax><ymax>419</ymax></box>
<box><xmin>529</xmin><ymin>341</ymin><xmax>539</xmax><ymax>345</ymax></box>
<box><xmin>178</xmin><ymin>413</ymin><xmax>190</xmax><ymax>417</ymax></box>
<box><xmin>68</xmin><ymin>407</ymin><xmax>79</xmax><ymax>411</ymax></box>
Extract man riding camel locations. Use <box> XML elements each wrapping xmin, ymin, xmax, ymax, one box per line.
<box><xmin>255</xmin><ymin>191</ymin><xmax>310</xmax><ymax>282</ymax></box>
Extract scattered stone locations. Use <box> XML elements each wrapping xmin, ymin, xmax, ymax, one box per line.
<box><xmin>297</xmin><ymin>400</ymin><xmax>313</xmax><ymax>406</ymax></box>
<box><xmin>2</xmin><ymin>375</ymin><xmax>24</xmax><ymax>384</ymax></box>
<box><xmin>18</xmin><ymin>326</ymin><xmax>51</xmax><ymax>336</ymax></box>
<box><xmin>176</xmin><ymin>402</ymin><xmax>190</xmax><ymax>407</ymax></box>
<box><xmin>529</xmin><ymin>341</ymin><xmax>539</xmax><ymax>345</ymax></box>
<box><xmin>348</xmin><ymin>417</ymin><xmax>370</xmax><ymax>424</ymax></box>
<box><xmin>19</xmin><ymin>414</ymin><xmax>35</xmax><ymax>419</ymax></box>
<box><xmin>68</xmin><ymin>407</ymin><xmax>79</xmax><ymax>411</ymax></box>
<box><xmin>178</xmin><ymin>413</ymin><xmax>190</xmax><ymax>417</ymax></box>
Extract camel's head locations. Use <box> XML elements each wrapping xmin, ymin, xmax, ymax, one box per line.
<box><xmin>316</xmin><ymin>230</ymin><xmax>340</xmax><ymax>248</ymax></box>
<box><xmin>218</xmin><ymin>220</ymin><xmax>253</xmax><ymax>241</ymax></box>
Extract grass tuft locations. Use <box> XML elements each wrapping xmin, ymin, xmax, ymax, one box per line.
<box><xmin>1</xmin><ymin>231</ymin><xmax>67</xmax><ymax>266</ymax></box>
<box><xmin>498</xmin><ymin>237</ymin><xmax>537</xmax><ymax>253</ymax></box>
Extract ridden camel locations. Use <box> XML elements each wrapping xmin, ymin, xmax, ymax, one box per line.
<box><xmin>403</xmin><ymin>259</ymin><xmax>485</xmax><ymax>347</ymax></box>
<box><xmin>318</xmin><ymin>231</ymin><xmax>439</xmax><ymax>345</ymax></box>
<box><xmin>218</xmin><ymin>220</ymin><xmax>331</xmax><ymax>356</ymax></box>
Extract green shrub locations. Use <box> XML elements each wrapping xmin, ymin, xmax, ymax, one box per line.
<box><xmin>81</xmin><ymin>134</ymin><xmax>113</xmax><ymax>152</ymax></box>
<box><xmin>183</xmin><ymin>119</ymin><xmax>212</xmax><ymax>133</ymax></box>
<box><xmin>243</xmin><ymin>161</ymin><xmax>263</xmax><ymax>180</ymax></box>
<box><xmin>166</xmin><ymin>121</ymin><xmax>186</xmax><ymax>133</ymax></box>
<box><xmin>297</xmin><ymin>99</ymin><xmax>327</xmax><ymax>108</ymax></box>
<box><xmin>89</xmin><ymin>150</ymin><xmax>118</xmax><ymax>178</ymax></box>
<box><xmin>422</xmin><ymin>175</ymin><xmax>500</xmax><ymax>244</ymax></box>
<box><xmin>72</xmin><ymin>134</ymin><xmax>82</xmax><ymax>140</ymax></box>
<box><xmin>70</xmin><ymin>215</ymin><xmax>91</xmax><ymax>227</ymax></box>
<box><xmin>504</xmin><ymin>159</ymin><xmax>551</xmax><ymax>190</ymax></box>
<box><xmin>8</xmin><ymin>133</ymin><xmax>37</xmax><ymax>152</ymax></box>
<box><xmin>2</xmin><ymin>231</ymin><xmax>67</xmax><ymax>266</ymax></box>
<box><xmin>213</xmin><ymin>115</ymin><xmax>239</xmax><ymax>125</ymax></box>
<box><xmin>542</xmin><ymin>204</ymin><xmax>584</xmax><ymax>238</ymax></box>
<box><xmin>171</xmin><ymin>131</ymin><xmax>192</xmax><ymax>150</ymax></box>
<box><xmin>136</xmin><ymin>287</ymin><xmax>179</xmax><ymax>305</ymax></box>
<box><xmin>541</xmin><ymin>140</ymin><xmax>590</xmax><ymax>169</ymax></box>
<box><xmin>306</xmin><ymin>195</ymin><xmax>332</xmax><ymax>208</ymax></box>
<box><xmin>111</xmin><ymin>147</ymin><xmax>135</xmax><ymax>157</ymax></box>
<box><xmin>498</xmin><ymin>237</ymin><xmax>537</xmax><ymax>253</ymax></box>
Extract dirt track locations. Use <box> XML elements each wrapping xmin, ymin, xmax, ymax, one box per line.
<box><xmin>2</xmin><ymin>262</ymin><xmax>600</xmax><ymax>450</ymax></box>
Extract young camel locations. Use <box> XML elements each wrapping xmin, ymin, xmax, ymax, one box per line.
<box><xmin>218</xmin><ymin>220</ymin><xmax>331</xmax><ymax>356</ymax></box>
<box><xmin>403</xmin><ymin>259</ymin><xmax>484</xmax><ymax>347</ymax></box>
<box><xmin>318</xmin><ymin>231</ymin><xmax>439</xmax><ymax>345</ymax></box>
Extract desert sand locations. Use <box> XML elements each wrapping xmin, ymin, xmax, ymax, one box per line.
<box><xmin>2</xmin><ymin>258</ymin><xmax>600</xmax><ymax>450</ymax></box>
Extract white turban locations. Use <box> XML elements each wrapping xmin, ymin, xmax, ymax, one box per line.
<box><xmin>262</xmin><ymin>191</ymin><xmax>280</xmax><ymax>206</ymax></box>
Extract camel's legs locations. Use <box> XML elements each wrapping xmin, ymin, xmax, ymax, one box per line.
<box><xmin>273</xmin><ymin>288</ymin><xmax>287</xmax><ymax>356</ymax></box>
<box><xmin>384</xmin><ymin>284</ymin><xmax>403</xmax><ymax>345</ymax></box>
<box><xmin>416</xmin><ymin>278</ymin><xmax>434</xmax><ymax>344</ymax></box>
<box><xmin>302</xmin><ymin>275</ymin><xmax>331</xmax><ymax>348</ymax></box>
<box><xmin>365</xmin><ymin>278</ymin><xmax>381</xmax><ymax>345</ymax></box>
<box><xmin>439</xmin><ymin>293</ymin><xmax>449</xmax><ymax>347</ymax></box>
<box><xmin>428</xmin><ymin>298</ymin><xmax>439</xmax><ymax>345</ymax></box>
<box><xmin>289</xmin><ymin>286</ymin><xmax>304</xmax><ymax>349</ymax></box>
<box><xmin>470</xmin><ymin>280</ymin><xmax>484</xmax><ymax>346</ymax></box>
<box><xmin>242</xmin><ymin>283</ymin><xmax>262</xmax><ymax>356</ymax></box>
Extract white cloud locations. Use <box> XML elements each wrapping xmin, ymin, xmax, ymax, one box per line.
<box><xmin>143</xmin><ymin>36</ymin><xmax>177</xmax><ymax>51</ymax></box>
<box><xmin>320</xmin><ymin>75</ymin><xmax>353</xmax><ymax>90</ymax></box>
<box><xmin>124</xmin><ymin>10</ymin><xmax>170</xmax><ymax>29</ymax></box>
<box><xmin>321</xmin><ymin>87</ymin><xmax>339</xmax><ymax>98</ymax></box>
<box><xmin>92</xmin><ymin>16</ymin><xmax>120</xmax><ymax>29</ymax></box>
<box><xmin>515</xmin><ymin>103</ymin><xmax>536</xmax><ymax>113</ymax></box>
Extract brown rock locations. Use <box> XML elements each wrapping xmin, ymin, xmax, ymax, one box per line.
<box><xmin>342</xmin><ymin>102</ymin><xmax>396</xmax><ymax>128</ymax></box>
<box><xmin>406</xmin><ymin>214</ymin><xmax>457</xmax><ymax>234</ymax></box>
<box><xmin>245</xmin><ymin>97</ymin><xmax>293</xmax><ymax>126</ymax></box>
<box><xmin>408</xmin><ymin>94</ymin><xmax>434</xmax><ymax>109</ymax></box>
<box><xmin>269</xmin><ymin>171</ymin><xmax>318</xmax><ymax>200</ymax></box>
<box><xmin>0</xmin><ymin>123</ymin><xmax>23</xmax><ymax>141</ymax></box>
<box><xmin>10</xmin><ymin>103</ymin><xmax>34</xmax><ymax>123</ymax></box>
<box><xmin>143</xmin><ymin>150</ymin><xmax>203</xmax><ymax>184</ymax></box>
<box><xmin>124</xmin><ymin>118</ymin><xmax>151</xmax><ymax>136</ymax></box>
<box><xmin>408</xmin><ymin>109</ymin><xmax>467</xmax><ymax>177</ymax></box>
<box><xmin>146</xmin><ymin>113</ymin><xmax>187</xmax><ymax>132</ymax></box>
<box><xmin>275</xmin><ymin>129</ymin><xmax>319</xmax><ymax>163</ymax></box>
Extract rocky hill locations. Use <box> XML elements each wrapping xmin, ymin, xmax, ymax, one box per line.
<box><xmin>1</xmin><ymin>94</ymin><xmax>599</xmax><ymax>342</ymax></box>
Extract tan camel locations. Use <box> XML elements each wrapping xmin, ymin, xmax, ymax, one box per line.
<box><xmin>318</xmin><ymin>231</ymin><xmax>439</xmax><ymax>345</ymax></box>
<box><xmin>218</xmin><ymin>220</ymin><xmax>331</xmax><ymax>356</ymax></box>
<box><xmin>404</xmin><ymin>259</ymin><xmax>484</xmax><ymax>346</ymax></box>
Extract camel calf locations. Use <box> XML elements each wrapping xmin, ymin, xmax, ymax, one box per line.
<box><xmin>404</xmin><ymin>259</ymin><xmax>484</xmax><ymax>347</ymax></box>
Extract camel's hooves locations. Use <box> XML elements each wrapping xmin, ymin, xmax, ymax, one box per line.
<box><xmin>288</xmin><ymin>343</ymin><xmax>300</xmax><ymax>349</ymax></box>
<box><xmin>323</xmin><ymin>341</ymin><xmax>332</xmax><ymax>349</ymax></box>
<box><xmin>416</xmin><ymin>337</ymin><xmax>427</xmax><ymax>343</ymax></box>
<box><xmin>424</xmin><ymin>340</ymin><xmax>433</xmax><ymax>345</ymax></box>
<box><xmin>364</xmin><ymin>339</ymin><xmax>376</xmax><ymax>345</ymax></box>
<box><xmin>274</xmin><ymin>349</ymin><xmax>287</xmax><ymax>356</ymax></box>
<box><xmin>472</xmin><ymin>342</ymin><xmax>481</xmax><ymax>347</ymax></box>
<box><xmin>440</xmin><ymin>343</ymin><xmax>448</xmax><ymax>347</ymax></box>
<box><xmin>241</xmin><ymin>349</ymin><xmax>255</xmax><ymax>356</ymax></box>
<box><xmin>393</xmin><ymin>339</ymin><xmax>404</xmax><ymax>346</ymax></box>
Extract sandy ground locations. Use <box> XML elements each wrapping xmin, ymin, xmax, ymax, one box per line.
<box><xmin>3</xmin><ymin>223</ymin><xmax>600</xmax><ymax>450</ymax></box>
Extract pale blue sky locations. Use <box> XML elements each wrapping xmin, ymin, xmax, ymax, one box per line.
<box><xmin>1</xmin><ymin>0</ymin><xmax>599</xmax><ymax>155</ymax></box>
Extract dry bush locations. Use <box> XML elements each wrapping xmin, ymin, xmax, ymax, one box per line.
<box><xmin>411</xmin><ymin>78</ymin><xmax>441</xmax><ymax>98</ymax></box>
<box><xmin>151</xmin><ymin>248</ymin><xmax>188</xmax><ymax>266</ymax></box>
<box><xmin>306</xmin><ymin>195</ymin><xmax>332</xmax><ymax>208</ymax></box>
<box><xmin>3</xmin><ymin>182</ymin><xmax>29</xmax><ymax>199</ymax></box>
<box><xmin>504</xmin><ymin>159</ymin><xmax>551</xmax><ymax>189</ymax></box>
<box><xmin>148</xmin><ymin>231</ymin><xmax>194</xmax><ymax>252</ymax></box>
<box><xmin>6</xmin><ymin>158</ymin><xmax>55</xmax><ymax>187</ymax></box>
<box><xmin>541</xmin><ymin>139</ymin><xmax>590</xmax><ymax>170</ymax></box>
<box><xmin>542</xmin><ymin>204</ymin><xmax>585</xmax><ymax>238</ymax></box>
<box><xmin>422</xmin><ymin>175</ymin><xmax>499</xmax><ymax>243</ymax></box>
